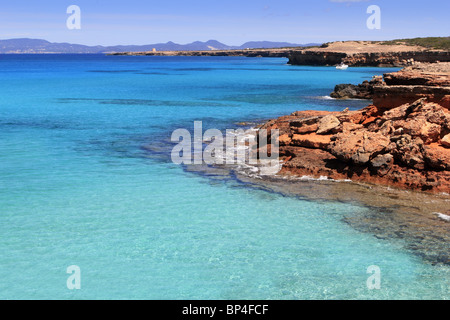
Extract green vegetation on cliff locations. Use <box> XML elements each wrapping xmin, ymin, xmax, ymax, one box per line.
<box><xmin>380</xmin><ymin>37</ymin><xmax>450</xmax><ymax>50</ymax></box>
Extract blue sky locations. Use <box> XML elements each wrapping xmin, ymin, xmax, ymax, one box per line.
<box><xmin>0</xmin><ymin>0</ymin><xmax>448</xmax><ymax>45</ymax></box>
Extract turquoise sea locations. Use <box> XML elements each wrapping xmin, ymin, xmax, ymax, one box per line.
<box><xmin>0</xmin><ymin>55</ymin><xmax>448</xmax><ymax>299</ymax></box>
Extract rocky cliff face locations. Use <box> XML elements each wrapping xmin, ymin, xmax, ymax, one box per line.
<box><xmin>373</xmin><ymin>63</ymin><xmax>450</xmax><ymax>109</ymax></box>
<box><xmin>113</xmin><ymin>40</ymin><xmax>450</xmax><ymax>67</ymax></box>
<box><xmin>330</xmin><ymin>76</ymin><xmax>383</xmax><ymax>99</ymax></box>
<box><xmin>260</xmin><ymin>100</ymin><xmax>450</xmax><ymax>193</ymax></box>
<box><xmin>110</xmin><ymin>48</ymin><xmax>297</xmax><ymax>58</ymax></box>
<box><xmin>288</xmin><ymin>50</ymin><xmax>450</xmax><ymax>67</ymax></box>
<box><xmin>259</xmin><ymin>63</ymin><xmax>450</xmax><ymax>193</ymax></box>
<box><xmin>329</xmin><ymin>62</ymin><xmax>450</xmax><ymax>110</ymax></box>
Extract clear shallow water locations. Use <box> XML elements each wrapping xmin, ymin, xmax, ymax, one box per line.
<box><xmin>0</xmin><ymin>55</ymin><xmax>448</xmax><ymax>299</ymax></box>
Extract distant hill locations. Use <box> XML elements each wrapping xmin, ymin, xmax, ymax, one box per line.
<box><xmin>0</xmin><ymin>38</ymin><xmax>318</xmax><ymax>54</ymax></box>
<box><xmin>0</xmin><ymin>39</ymin><xmax>105</xmax><ymax>53</ymax></box>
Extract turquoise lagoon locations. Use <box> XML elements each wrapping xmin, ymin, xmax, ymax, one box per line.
<box><xmin>0</xmin><ymin>55</ymin><xmax>448</xmax><ymax>299</ymax></box>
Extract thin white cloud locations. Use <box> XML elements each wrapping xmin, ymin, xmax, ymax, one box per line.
<box><xmin>330</xmin><ymin>0</ymin><xmax>368</xmax><ymax>2</ymax></box>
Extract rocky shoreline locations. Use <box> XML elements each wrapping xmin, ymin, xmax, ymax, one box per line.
<box><xmin>330</xmin><ymin>63</ymin><xmax>450</xmax><ymax>108</ymax></box>
<box><xmin>330</xmin><ymin>75</ymin><xmax>383</xmax><ymax>99</ymax></box>
<box><xmin>251</xmin><ymin>62</ymin><xmax>450</xmax><ymax>265</ymax></box>
<box><xmin>108</xmin><ymin>48</ymin><xmax>296</xmax><ymax>58</ymax></box>
<box><xmin>288</xmin><ymin>41</ymin><xmax>450</xmax><ymax>67</ymax></box>
<box><xmin>109</xmin><ymin>40</ymin><xmax>450</xmax><ymax>67</ymax></box>
<box><xmin>259</xmin><ymin>62</ymin><xmax>450</xmax><ymax>194</ymax></box>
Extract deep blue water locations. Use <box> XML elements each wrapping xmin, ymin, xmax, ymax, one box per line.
<box><xmin>0</xmin><ymin>55</ymin><xmax>448</xmax><ymax>299</ymax></box>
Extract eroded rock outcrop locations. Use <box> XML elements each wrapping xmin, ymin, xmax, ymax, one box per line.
<box><xmin>330</xmin><ymin>63</ymin><xmax>450</xmax><ymax>112</ymax></box>
<box><xmin>287</xmin><ymin>41</ymin><xmax>450</xmax><ymax>67</ymax></box>
<box><xmin>329</xmin><ymin>130</ymin><xmax>390</xmax><ymax>165</ymax></box>
<box><xmin>373</xmin><ymin>62</ymin><xmax>450</xmax><ymax>110</ymax></box>
<box><xmin>259</xmin><ymin>98</ymin><xmax>450</xmax><ymax>193</ymax></box>
<box><xmin>330</xmin><ymin>76</ymin><xmax>383</xmax><ymax>99</ymax></box>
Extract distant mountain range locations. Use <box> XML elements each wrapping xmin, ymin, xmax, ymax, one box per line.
<box><xmin>0</xmin><ymin>38</ymin><xmax>321</xmax><ymax>54</ymax></box>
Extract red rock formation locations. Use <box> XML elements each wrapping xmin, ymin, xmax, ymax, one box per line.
<box><xmin>373</xmin><ymin>63</ymin><xmax>450</xmax><ymax>110</ymax></box>
<box><xmin>258</xmin><ymin>62</ymin><xmax>450</xmax><ymax>193</ymax></box>
<box><xmin>259</xmin><ymin>98</ymin><xmax>450</xmax><ymax>193</ymax></box>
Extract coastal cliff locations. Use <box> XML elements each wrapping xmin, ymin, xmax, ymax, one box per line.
<box><xmin>288</xmin><ymin>50</ymin><xmax>450</xmax><ymax>67</ymax></box>
<box><xmin>374</xmin><ymin>63</ymin><xmax>450</xmax><ymax>109</ymax></box>
<box><xmin>260</xmin><ymin>62</ymin><xmax>450</xmax><ymax>193</ymax></box>
<box><xmin>330</xmin><ymin>62</ymin><xmax>450</xmax><ymax>109</ymax></box>
<box><xmin>111</xmin><ymin>40</ymin><xmax>450</xmax><ymax>68</ymax></box>
<box><xmin>288</xmin><ymin>41</ymin><xmax>450</xmax><ymax>67</ymax></box>
<box><xmin>109</xmin><ymin>48</ymin><xmax>297</xmax><ymax>58</ymax></box>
